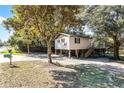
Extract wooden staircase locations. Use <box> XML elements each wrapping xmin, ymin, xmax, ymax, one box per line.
<box><xmin>84</xmin><ymin>39</ymin><xmax>96</xmax><ymax>58</ymax></box>
<box><xmin>84</xmin><ymin>48</ymin><xmax>95</xmax><ymax>58</ymax></box>
<box><xmin>79</xmin><ymin>39</ymin><xmax>96</xmax><ymax>58</ymax></box>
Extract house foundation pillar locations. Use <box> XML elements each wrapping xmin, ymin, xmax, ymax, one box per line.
<box><xmin>68</xmin><ymin>50</ymin><xmax>71</xmax><ymax>58</ymax></box>
<box><xmin>55</xmin><ymin>49</ymin><xmax>57</xmax><ymax>55</ymax></box>
<box><xmin>75</xmin><ymin>50</ymin><xmax>79</xmax><ymax>58</ymax></box>
<box><xmin>60</xmin><ymin>49</ymin><xmax>62</xmax><ymax>55</ymax></box>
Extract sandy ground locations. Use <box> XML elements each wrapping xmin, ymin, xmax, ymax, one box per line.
<box><xmin>16</xmin><ymin>54</ymin><xmax>124</xmax><ymax>71</ymax></box>
<box><xmin>1</xmin><ymin>52</ymin><xmax>124</xmax><ymax>87</ymax></box>
<box><xmin>0</xmin><ymin>60</ymin><xmax>124</xmax><ymax>88</ymax></box>
<box><xmin>0</xmin><ymin>61</ymin><xmax>78</xmax><ymax>88</ymax></box>
<box><xmin>0</xmin><ymin>54</ymin><xmax>43</xmax><ymax>63</ymax></box>
<box><xmin>1</xmin><ymin>53</ymin><xmax>124</xmax><ymax>73</ymax></box>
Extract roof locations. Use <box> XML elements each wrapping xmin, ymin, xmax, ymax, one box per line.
<box><xmin>56</xmin><ymin>33</ymin><xmax>92</xmax><ymax>39</ymax></box>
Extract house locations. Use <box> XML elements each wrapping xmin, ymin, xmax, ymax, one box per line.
<box><xmin>55</xmin><ymin>33</ymin><xmax>100</xmax><ymax>58</ymax></box>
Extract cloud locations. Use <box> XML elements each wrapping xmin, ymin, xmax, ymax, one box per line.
<box><xmin>0</xmin><ymin>16</ymin><xmax>6</xmax><ymax>24</ymax></box>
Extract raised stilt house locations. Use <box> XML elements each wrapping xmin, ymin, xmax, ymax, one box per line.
<box><xmin>55</xmin><ymin>33</ymin><xmax>106</xmax><ymax>58</ymax></box>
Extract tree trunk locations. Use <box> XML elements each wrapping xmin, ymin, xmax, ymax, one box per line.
<box><xmin>27</xmin><ymin>44</ymin><xmax>30</xmax><ymax>54</ymax></box>
<box><xmin>47</xmin><ymin>42</ymin><xmax>52</xmax><ymax>63</ymax></box>
<box><xmin>113</xmin><ymin>39</ymin><xmax>120</xmax><ymax>60</ymax></box>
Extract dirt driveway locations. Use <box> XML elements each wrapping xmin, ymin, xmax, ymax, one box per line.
<box><xmin>24</xmin><ymin>53</ymin><xmax>124</xmax><ymax>73</ymax></box>
<box><xmin>1</xmin><ymin>53</ymin><xmax>124</xmax><ymax>73</ymax></box>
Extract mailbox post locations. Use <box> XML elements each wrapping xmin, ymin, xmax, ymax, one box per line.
<box><xmin>8</xmin><ymin>48</ymin><xmax>12</xmax><ymax>65</ymax></box>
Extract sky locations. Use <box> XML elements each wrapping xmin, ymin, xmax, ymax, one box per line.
<box><xmin>0</xmin><ymin>5</ymin><xmax>13</xmax><ymax>42</ymax></box>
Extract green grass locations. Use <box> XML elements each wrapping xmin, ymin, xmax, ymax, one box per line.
<box><xmin>73</xmin><ymin>65</ymin><xmax>124</xmax><ymax>88</ymax></box>
<box><xmin>105</xmin><ymin>50</ymin><xmax>124</xmax><ymax>61</ymax></box>
<box><xmin>0</xmin><ymin>48</ymin><xmax>23</xmax><ymax>55</ymax></box>
<box><xmin>119</xmin><ymin>50</ymin><xmax>124</xmax><ymax>60</ymax></box>
<box><xmin>119</xmin><ymin>49</ymin><xmax>124</xmax><ymax>54</ymax></box>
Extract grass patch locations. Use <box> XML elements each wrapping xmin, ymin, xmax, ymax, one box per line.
<box><xmin>0</xmin><ymin>48</ymin><xmax>23</xmax><ymax>55</ymax></box>
<box><xmin>72</xmin><ymin>65</ymin><xmax>124</xmax><ymax>88</ymax></box>
<box><xmin>105</xmin><ymin>51</ymin><xmax>124</xmax><ymax>61</ymax></box>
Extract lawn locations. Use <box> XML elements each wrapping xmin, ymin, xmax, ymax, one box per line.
<box><xmin>0</xmin><ymin>48</ymin><xmax>23</xmax><ymax>55</ymax></box>
<box><xmin>71</xmin><ymin>65</ymin><xmax>124</xmax><ymax>88</ymax></box>
<box><xmin>105</xmin><ymin>50</ymin><xmax>124</xmax><ymax>61</ymax></box>
<box><xmin>0</xmin><ymin>61</ymin><xmax>124</xmax><ymax>88</ymax></box>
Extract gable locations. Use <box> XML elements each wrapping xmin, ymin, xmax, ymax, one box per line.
<box><xmin>56</xmin><ymin>33</ymin><xmax>92</xmax><ymax>40</ymax></box>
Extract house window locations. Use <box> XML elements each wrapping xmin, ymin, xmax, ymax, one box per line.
<box><xmin>75</xmin><ymin>38</ymin><xmax>80</xmax><ymax>44</ymax></box>
<box><xmin>64</xmin><ymin>43</ymin><xmax>67</xmax><ymax>46</ymax></box>
<box><xmin>57</xmin><ymin>40</ymin><xmax>60</xmax><ymax>43</ymax></box>
<box><xmin>61</xmin><ymin>38</ymin><xmax>65</xmax><ymax>42</ymax></box>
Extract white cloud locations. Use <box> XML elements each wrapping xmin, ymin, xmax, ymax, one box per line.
<box><xmin>0</xmin><ymin>16</ymin><xmax>6</xmax><ymax>24</ymax></box>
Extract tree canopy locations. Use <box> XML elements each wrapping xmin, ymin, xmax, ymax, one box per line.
<box><xmin>4</xmin><ymin>5</ymin><xmax>82</xmax><ymax>63</ymax></box>
<box><xmin>85</xmin><ymin>6</ymin><xmax>124</xmax><ymax>59</ymax></box>
<box><xmin>4</xmin><ymin>5</ymin><xmax>124</xmax><ymax>60</ymax></box>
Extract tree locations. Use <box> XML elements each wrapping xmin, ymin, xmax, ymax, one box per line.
<box><xmin>86</xmin><ymin>6</ymin><xmax>124</xmax><ymax>60</ymax></box>
<box><xmin>7</xmin><ymin>30</ymin><xmax>44</xmax><ymax>53</ymax></box>
<box><xmin>7</xmin><ymin>33</ymin><xmax>18</xmax><ymax>47</ymax></box>
<box><xmin>18</xmin><ymin>29</ymin><xmax>35</xmax><ymax>54</ymax></box>
<box><xmin>0</xmin><ymin>39</ymin><xmax>3</xmax><ymax>46</ymax></box>
<box><xmin>4</xmin><ymin>5</ymin><xmax>82</xmax><ymax>63</ymax></box>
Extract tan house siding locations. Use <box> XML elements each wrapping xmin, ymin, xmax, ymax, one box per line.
<box><xmin>55</xmin><ymin>34</ymin><xmax>92</xmax><ymax>50</ymax></box>
<box><xmin>69</xmin><ymin>37</ymin><xmax>91</xmax><ymax>50</ymax></box>
<box><xmin>55</xmin><ymin>33</ymin><xmax>106</xmax><ymax>58</ymax></box>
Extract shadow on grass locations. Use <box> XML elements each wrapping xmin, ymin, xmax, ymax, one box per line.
<box><xmin>106</xmin><ymin>52</ymin><xmax>124</xmax><ymax>61</ymax></box>
<box><xmin>50</xmin><ymin>64</ymin><xmax>124</xmax><ymax>88</ymax></box>
<box><xmin>119</xmin><ymin>56</ymin><xmax>124</xmax><ymax>61</ymax></box>
<box><xmin>50</xmin><ymin>70</ymin><xmax>82</xmax><ymax>88</ymax></box>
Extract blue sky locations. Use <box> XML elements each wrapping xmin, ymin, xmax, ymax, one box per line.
<box><xmin>0</xmin><ymin>5</ymin><xmax>13</xmax><ymax>42</ymax></box>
